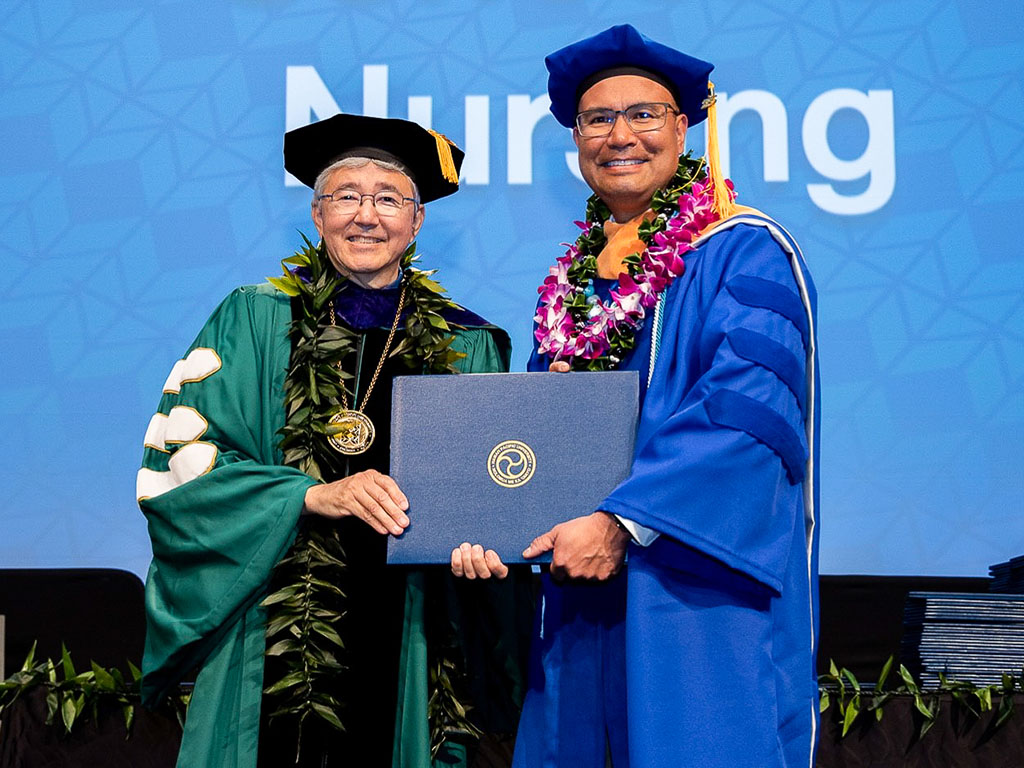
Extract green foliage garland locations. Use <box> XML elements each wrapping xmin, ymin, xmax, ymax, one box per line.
<box><xmin>262</xmin><ymin>235</ymin><xmax>476</xmax><ymax>761</ymax></box>
<box><xmin>2</xmin><ymin>642</ymin><xmax>1022</xmax><ymax>751</ymax></box>
<box><xmin>0</xmin><ymin>643</ymin><xmax>188</xmax><ymax>736</ymax></box>
<box><xmin>819</xmin><ymin>657</ymin><xmax>1019</xmax><ymax>739</ymax></box>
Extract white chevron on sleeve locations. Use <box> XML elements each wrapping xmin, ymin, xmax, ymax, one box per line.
<box><xmin>162</xmin><ymin>348</ymin><xmax>222</xmax><ymax>394</ymax></box>
<box><xmin>136</xmin><ymin>442</ymin><xmax>218</xmax><ymax>501</ymax></box>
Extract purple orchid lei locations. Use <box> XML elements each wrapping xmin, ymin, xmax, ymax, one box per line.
<box><xmin>535</xmin><ymin>156</ymin><xmax>732</xmax><ymax>371</ymax></box>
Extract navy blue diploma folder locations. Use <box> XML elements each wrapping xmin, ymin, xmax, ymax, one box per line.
<box><xmin>387</xmin><ymin>371</ymin><xmax>639</xmax><ymax>564</ymax></box>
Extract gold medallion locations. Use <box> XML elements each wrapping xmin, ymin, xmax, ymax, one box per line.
<box><xmin>327</xmin><ymin>410</ymin><xmax>376</xmax><ymax>455</ymax></box>
<box><xmin>325</xmin><ymin>283</ymin><xmax>405</xmax><ymax>456</ymax></box>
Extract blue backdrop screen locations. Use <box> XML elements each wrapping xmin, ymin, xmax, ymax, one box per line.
<box><xmin>2</xmin><ymin>0</ymin><xmax>1022</xmax><ymax>578</ymax></box>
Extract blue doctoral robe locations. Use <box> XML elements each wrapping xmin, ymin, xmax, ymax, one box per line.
<box><xmin>514</xmin><ymin>214</ymin><xmax>820</xmax><ymax>768</ymax></box>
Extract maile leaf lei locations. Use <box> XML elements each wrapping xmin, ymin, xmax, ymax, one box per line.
<box><xmin>262</xmin><ymin>234</ymin><xmax>477</xmax><ymax>761</ymax></box>
<box><xmin>269</xmin><ymin>234</ymin><xmax>465</xmax><ymax>482</ymax></box>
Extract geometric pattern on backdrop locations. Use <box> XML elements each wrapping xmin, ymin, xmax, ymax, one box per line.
<box><xmin>0</xmin><ymin>0</ymin><xmax>1022</xmax><ymax>577</ymax></box>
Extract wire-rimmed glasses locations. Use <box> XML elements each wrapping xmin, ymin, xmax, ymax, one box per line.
<box><xmin>317</xmin><ymin>190</ymin><xmax>418</xmax><ymax>217</ymax></box>
<box><xmin>575</xmin><ymin>102</ymin><xmax>680</xmax><ymax>137</ymax></box>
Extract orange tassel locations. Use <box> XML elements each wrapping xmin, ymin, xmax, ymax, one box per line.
<box><xmin>428</xmin><ymin>130</ymin><xmax>460</xmax><ymax>184</ymax></box>
<box><xmin>704</xmin><ymin>81</ymin><xmax>735</xmax><ymax>220</ymax></box>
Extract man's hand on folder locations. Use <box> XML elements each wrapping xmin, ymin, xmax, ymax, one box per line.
<box><xmin>450</xmin><ymin>543</ymin><xmax>509</xmax><ymax>579</ymax></box>
<box><xmin>523</xmin><ymin>512</ymin><xmax>629</xmax><ymax>581</ymax></box>
<box><xmin>521</xmin><ymin>361</ymin><xmax>631</xmax><ymax>579</ymax></box>
<box><xmin>303</xmin><ymin>469</ymin><xmax>410</xmax><ymax>536</ymax></box>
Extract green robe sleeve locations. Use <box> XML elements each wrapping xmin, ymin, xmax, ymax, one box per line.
<box><xmin>137</xmin><ymin>285</ymin><xmax>316</xmax><ymax>768</ymax></box>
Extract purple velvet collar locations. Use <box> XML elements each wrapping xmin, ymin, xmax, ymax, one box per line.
<box><xmin>291</xmin><ymin>266</ymin><xmax>404</xmax><ymax>330</ymax></box>
<box><xmin>291</xmin><ymin>266</ymin><xmax>492</xmax><ymax>331</ymax></box>
<box><xmin>332</xmin><ymin>278</ymin><xmax>404</xmax><ymax>331</ymax></box>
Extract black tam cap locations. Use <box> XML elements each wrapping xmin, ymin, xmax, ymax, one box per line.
<box><xmin>284</xmin><ymin>114</ymin><xmax>465</xmax><ymax>203</ymax></box>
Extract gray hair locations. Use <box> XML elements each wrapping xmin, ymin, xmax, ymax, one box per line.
<box><xmin>313</xmin><ymin>156</ymin><xmax>420</xmax><ymax>203</ymax></box>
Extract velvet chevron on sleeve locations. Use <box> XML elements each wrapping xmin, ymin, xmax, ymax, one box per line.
<box><xmin>600</xmin><ymin>222</ymin><xmax>813</xmax><ymax>593</ymax></box>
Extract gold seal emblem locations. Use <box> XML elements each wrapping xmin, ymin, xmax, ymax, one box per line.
<box><xmin>327</xmin><ymin>410</ymin><xmax>376</xmax><ymax>455</ymax></box>
<box><xmin>487</xmin><ymin>440</ymin><xmax>536</xmax><ymax>488</ymax></box>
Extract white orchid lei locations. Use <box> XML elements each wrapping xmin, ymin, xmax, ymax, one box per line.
<box><xmin>534</xmin><ymin>153</ymin><xmax>733</xmax><ymax>371</ymax></box>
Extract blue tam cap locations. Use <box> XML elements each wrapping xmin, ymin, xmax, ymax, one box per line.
<box><xmin>545</xmin><ymin>24</ymin><xmax>715</xmax><ymax>129</ymax></box>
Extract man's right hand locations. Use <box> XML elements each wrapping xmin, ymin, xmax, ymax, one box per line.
<box><xmin>523</xmin><ymin>512</ymin><xmax>629</xmax><ymax>581</ymax></box>
<box><xmin>303</xmin><ymin>469</ymin><xmax>409</xmax><ymax>536</ymax></box>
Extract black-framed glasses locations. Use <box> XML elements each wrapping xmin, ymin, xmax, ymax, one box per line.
<box><xmin>317</xmin><ymin>189</ymin><xmax>418</xmax><ymax>217</ymax></box>
<box><xmin>575</xmin><ymin>102</ymin><xmax>680</xmax><ymax>137</ymax></box>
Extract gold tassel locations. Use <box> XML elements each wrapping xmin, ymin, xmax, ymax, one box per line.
<box><xmin>704</xmin><ymin>81</ymin><xmax>736</xmax><ymax>220</ymax></box>
<box><xmin>428</xmin><ymin>130</ymin><xmax>460</xmax><ymax>184</ymax></box>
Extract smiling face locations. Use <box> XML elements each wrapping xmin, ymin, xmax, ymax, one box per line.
<box><xmin>311</xmin><ymin>162</ymin><xmax>424</xmax><ymax>289</ymax></box>
<box><xmin>573</xmin><ymin>75</ymin><xmax>688</xmax><ymax>222</ymax></box>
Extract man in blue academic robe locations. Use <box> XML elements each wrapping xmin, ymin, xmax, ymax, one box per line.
<box><xmin>453</xmin><ymin>24</ymin><xmax>820</xmax><ymax>768</ymax></box>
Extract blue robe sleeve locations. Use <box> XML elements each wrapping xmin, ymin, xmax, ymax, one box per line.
<box><xmin>599</xmin><ymin>224</ymin><xmax>814</xmax><ymax>594</ymax></box>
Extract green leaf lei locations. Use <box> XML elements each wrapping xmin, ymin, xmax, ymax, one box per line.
<box><xmin>268</xmin><ymin>234</ymin><xmax>465</xmax><ymax>481</ymax></box>
<box><xmin>262</xmin><ymin>234</ymin><xmax>476</xmax><ymax>761</ymax></box>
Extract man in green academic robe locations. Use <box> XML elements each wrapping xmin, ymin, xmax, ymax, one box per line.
<box><xmin>137</xmin><ymin>114</ymin><xmax>528</xmax><ymax>768</ymax></box>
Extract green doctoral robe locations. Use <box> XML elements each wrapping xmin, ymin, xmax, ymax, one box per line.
<box><xmin>137</xmin><ymin>283</ymin><xmax>518</xmax><ymax>768</ymax></box>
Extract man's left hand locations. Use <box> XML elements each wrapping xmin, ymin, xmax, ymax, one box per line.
<box><xmin>523</xmin><ymin>512</ymin><xmax>630</xmax><ymax>581</ymax></box>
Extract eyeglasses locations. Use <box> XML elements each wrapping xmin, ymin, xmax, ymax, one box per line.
<box><xmin>575</xmin><ymin>102</ymin><xmax>680</xmax><ymax>137</ymax></box>
<box><xmin>317</xmin><ymin>189</ymin><xmax>418</xmax><ymax>217</ymax></box>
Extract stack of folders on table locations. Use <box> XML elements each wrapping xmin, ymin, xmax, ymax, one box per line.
<box><xmin>989</xmin><ymin>555</ymin><xmax>1024</xmax><ymax>593</ymax></box>
<box><xmin>901</xmin><ymin>592</ymin><xmax>1024</xmax><ymax>687</ymax></box>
